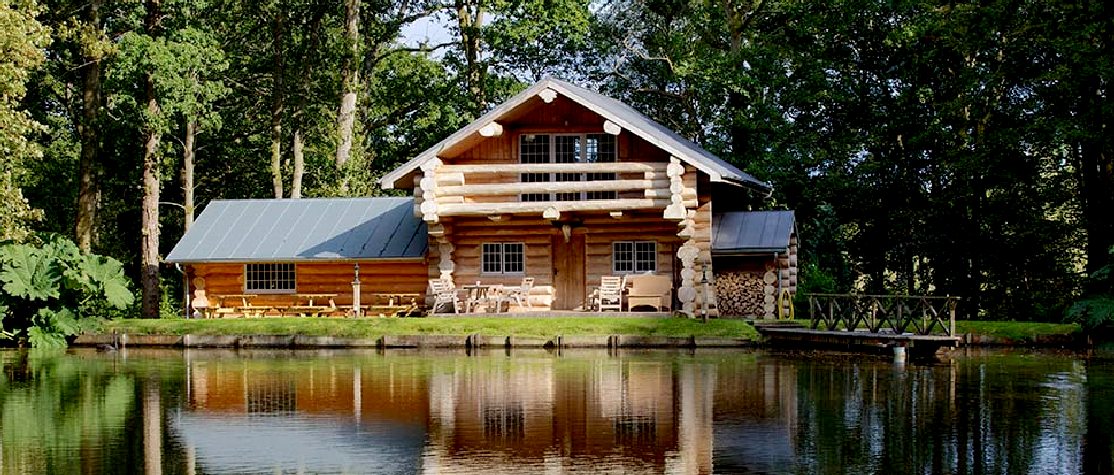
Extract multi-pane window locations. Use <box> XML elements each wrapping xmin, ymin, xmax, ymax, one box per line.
<box><xmin>519</xmin><ymin>133</ymin><xmax>617</xmax><ymax>202</ymax></box>
<box><xmin>612</xmin><ymin>241</ymin><xmax>657</xmax><ymax>273</ymax></box>
<box><xmin>585</xmin><ymin>134</ymin><xmax>617</xmax><ymax>200</ymax></box>
<box><xmin>482</xmin><ymin>243</ymin><xmax>525</xmax><ymax>274</ymax></box>
<box><xmin>519</xmin><ymin>134</ymin><xmax>551</xmax><ymax>202</ymax></box>
<box><xmin>245</xmin><ymin>263</ymin><xmax>295</xmax><ymax>292</ymax></box>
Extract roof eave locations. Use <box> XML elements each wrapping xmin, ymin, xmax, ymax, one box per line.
<box><xmin>711</xmin><ymin>247</ymin><xmax>790</xmax><ymax>256</ymax></box>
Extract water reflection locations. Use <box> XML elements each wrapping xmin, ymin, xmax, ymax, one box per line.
<box><xmin>0</xmin><ymin>348</ymin><xmax>1111</xmax><ymax>474</ymax></box>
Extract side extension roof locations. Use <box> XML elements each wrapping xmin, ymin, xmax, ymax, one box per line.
<box><xmin>712</xmin><ymin>210</ymin><xmax>796</xmax><ymax>255</ymax></box>
<box><xmin>166</xmin><ymin>197</ymin><xmax>427</xmax><ymax>263</ymax></box>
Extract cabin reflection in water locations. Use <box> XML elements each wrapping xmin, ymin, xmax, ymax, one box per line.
<box><xmin>174</xmin><ymin>351</ymin><xmax>799</xmax><ymax>473</ymax></box>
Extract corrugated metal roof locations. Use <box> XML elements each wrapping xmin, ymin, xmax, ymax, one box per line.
<box><xmin>381</xmin><ymin>78</ymin><xmax>769</xmax><ymax>191</ymax></box>
<box><xmin>712</xmin><ymin>210</ymin><xmax>796</xmax><ymax>255</ymax></box>
<box><xmin>166</xmin><ymin>197</ymin><xmax>427</xmax><ymax>263</ymax></box>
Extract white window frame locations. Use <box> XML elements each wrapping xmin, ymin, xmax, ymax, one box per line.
<box><xmin>612</xmin><ymin>241</ymin><xmax>658</xmax><ymax>274</ymax></box>
<box><xmin>481</xmin><ymin>242</ymin><xmax>526</xmax><ymax>275</ymax></box>
<box><xmin>518</xmin><ymin>133</ymin><xmax>617</xmax><ymax>202</ymax></box>
<box><xmin>244</xmin><ymin>263</ymin><xmax>296</xmax><ymax>294</ymax></box>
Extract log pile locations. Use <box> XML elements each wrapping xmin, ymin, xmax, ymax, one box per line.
<box><xmin>714</xmin><ymin>271</ymin><xmax>766</xmax><ymax>318</ymax></box>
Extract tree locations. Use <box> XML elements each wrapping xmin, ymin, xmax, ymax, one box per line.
<box><xmin>0</xmin><ymin>0</ymin><xmax>50</xmax><ymax>243</ymax></box>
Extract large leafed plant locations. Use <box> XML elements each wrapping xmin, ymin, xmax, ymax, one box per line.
<box><xmin>0</xmin><ymin>236</ymin><xmax>134</xmax><ymax>347</ymax></box>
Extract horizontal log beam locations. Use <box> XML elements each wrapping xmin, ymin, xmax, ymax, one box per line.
<box><xmin>438</xmin><ymin>162</ymin><xmax>667</xmax><ymax>174</ymax></box>
<box><xmin>436</xmin><ymin>198</ymin><xmax>669</xmax><ymax>216</ymax></box>
<box><xmin>437</xmin><ymin>179</ymin><xmax>669</xmax><ymax>196</ymax></box>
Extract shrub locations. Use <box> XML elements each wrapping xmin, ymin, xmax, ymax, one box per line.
<box><xmin>0</xmin><ymin>235</ymin><xmax>135</xmax><ymax>347</ymax></box>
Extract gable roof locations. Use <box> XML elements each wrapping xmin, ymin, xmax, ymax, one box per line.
<box><xmin>712</xmin><ymin>210</ymin><xmax>796</xmax><ymax>255</ymax></box>
<box><xmin>166</xmin><ymin>197</ymin><xmax>427</xmax><ymax>263</ymax></box>
<box><xmin>380</xmin><ymin>78</ymin><xmax>769</xmax><ymax>191</ymax></box>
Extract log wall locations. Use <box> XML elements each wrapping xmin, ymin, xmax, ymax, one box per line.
<box><xmin>186</xmin><ymin>259</ymin><xmax>428</xmax><ymax>309</ymax></box>
<box><xmin>435</xmin><ymin>213</ymin><xmax>685</xmax><ymax>311</ymax></box>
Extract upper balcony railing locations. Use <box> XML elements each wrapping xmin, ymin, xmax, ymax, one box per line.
<box><xmin>414</xmin><ymin>162</ymin><xmax>697</xmax><ymax>221</ymax></box>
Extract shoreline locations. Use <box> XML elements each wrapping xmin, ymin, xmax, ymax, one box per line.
<box><xmin>71</xmin><ymin>331</ymin><xmax>1089</xmax><ymax>350</ymax></box>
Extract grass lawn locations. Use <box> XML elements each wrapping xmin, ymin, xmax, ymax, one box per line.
<box><xmin>98</xmin><ymin>317</ymin><xmax>761</xmax><ymax>340</ymax></box>
<box><xmin>953</xmin><ymin>320</ymin><xmax>1081</xmax><ymax>340</ymax></box>
<box><xmin>793</xmin><ymin>318</ymin><xmax>1081</xmax><ymax>340</ymax></box>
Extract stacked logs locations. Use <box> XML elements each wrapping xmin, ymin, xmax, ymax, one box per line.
<box><xmin>714</xmin><ymin>271</ymin><xmax>766</xmax><ymax>318</ymax></box>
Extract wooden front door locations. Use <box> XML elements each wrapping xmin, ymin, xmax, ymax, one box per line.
<box><xmin>552</xmin><ymin>234</ymin><xmax>586</xmax><ymax>310</ymax></box>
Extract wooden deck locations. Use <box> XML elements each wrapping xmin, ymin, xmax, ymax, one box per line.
<box><xmin>757</xmin><ymin>326</ymin><xmax>962</xmax><ymax>358</ymax></box>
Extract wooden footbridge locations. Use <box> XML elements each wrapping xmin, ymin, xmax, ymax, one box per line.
<box><xmin>757</xmin><ymin>294</ymin><xmax>963</xmax><ymax>358</ymax></box>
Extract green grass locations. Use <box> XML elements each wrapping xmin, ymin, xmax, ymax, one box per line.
<box><xmin>792</xmin><ymin>318</ymin><xmax>1081</xmax><ymax>340</ymax></box>
<box><xmin>97</xmin><ymin>317</ymin><xmax>760</xmax><ymax>340</ymax></box>
<box><xmin>953</xmin><ymin>321</ymin><xmax>1081</xmax><ymax>340</ymax></box>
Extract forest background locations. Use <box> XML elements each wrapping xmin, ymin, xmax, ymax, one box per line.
<box><xmin>1</xmin><ymin>0</ymin><xmax>1111</xmax><ymax>323</ymax></box>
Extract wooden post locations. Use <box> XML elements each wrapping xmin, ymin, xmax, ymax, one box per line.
<box><xmin>677</xmin><ymin>242</ymin><xmax>699</xmax><ymax>317</ymax></box>
<box><xmin>351</xmin><ymin>263</ymin><xmax>361</xmax><ymax>318</ymax></box>
<box><xmin>949</xmin><ymin>297</ymin><xmax>956</xmax><ymax>337</ymax></box>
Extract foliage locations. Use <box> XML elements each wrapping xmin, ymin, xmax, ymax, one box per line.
<box><xmin>0</xmin><ymin>236</ymin><xmax>135</xmax><ymax>347</ymax></box>
<box><xmin>1066</xmin><ymin>247</ymin><xmax>1114</xmax><ymax>331</ymax></box>
<box><xmin>0</xmin><ymin>0</ymin><xmax>50</xmax><ymax>243</ymax></box>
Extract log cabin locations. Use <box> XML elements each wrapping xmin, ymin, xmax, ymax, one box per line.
<box><xmin>167</xmin><ymin>78</ymin><xmax>798</xmax><ymax>318</ymax></box>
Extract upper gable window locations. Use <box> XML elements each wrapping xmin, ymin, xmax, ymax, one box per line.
<box><xmin>519</xmin><ymin>133</ymin><xmax>617</xmax><ymax>202</ymax></box>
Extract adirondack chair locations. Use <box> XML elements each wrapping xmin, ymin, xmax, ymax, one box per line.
<box><xmin>596</xmin><ymin>276</ymin><xmax>624</xmax><ymax>312</ymax></box>
<box><xmin>505</xmin><ymin>277</ymin><xmax>534</xmax><ymax>310</ymax></box>
<box><xmin>429</xmin><ymin>279</ymin><xmax>461</xmax><ymax>313</ymax></box>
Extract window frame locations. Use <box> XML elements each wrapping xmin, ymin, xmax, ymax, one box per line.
<box><xmin>518</xmin><ymin>133</ymin><xmax>617</xmax><ymax>202</ymax></box>
<box><xmin>481</xmin><ymin>242</ymin><xmax>526</xmax><ymax>275</ymax></box>
<box><xmin>612</xmin><ymin>241</ymin><xmax>658</xmax><ymax>274</ymax></box>
<box><xmin>244</xmin><ymin>262</ymin><xmax>297</xmax><ymax>294</ymax></box>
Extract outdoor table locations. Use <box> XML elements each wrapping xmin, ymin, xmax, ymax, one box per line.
<box><xmin>462</xmin><ymin>284</ymin><xmax>504</xmax><ymax>313</ymax></box>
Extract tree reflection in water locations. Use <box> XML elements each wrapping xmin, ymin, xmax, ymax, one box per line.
<box><xmin>0</xmin><ymin>348</ymin><xmax>1108</xmax><ymax>474</ymax></box>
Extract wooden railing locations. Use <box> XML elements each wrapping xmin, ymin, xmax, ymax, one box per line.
<box><xmin>805</xmin><ymin>294</ymin><xmax>959</xmax><ymax>336</ymax></box>
<box><xmin>414</xmin><ymin>162</ymin><xmax>698</xmax><ymax>220</ymax></box>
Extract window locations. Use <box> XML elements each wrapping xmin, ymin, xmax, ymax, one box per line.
<box><xmin>245</xmin><ymin>263</ymin><xmax>295</xmax><ymax>293</ymax></box>
<box><xmin>613</xmin><ymin>241</ymin><xmax>657</xmax><ymax>273</ymax></box>
<box><xmin>519</xmin><ymin>133</ymin><xmax>617</xmax><ymax>202</ymax></box>
<box><xmin>482</xmin><ymin>243</ymin><xmax>525</xmax><ymax>274</ymax></box>
<box><xmin>519</xmin><ymin>134</ymin><xmax>550</xmax><ymax>202</ymax></box>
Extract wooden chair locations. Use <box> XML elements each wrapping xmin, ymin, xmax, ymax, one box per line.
<box><xmin>596</xmin><ymin>276</ymin><xmax>624</xmax><ymax>312</ymax></box>
<box><xmin>506</xmin><ymin>277</ymin><xmax>535</xmax><ymax>310</ymax></box>
<box><xmin>429</xmin><ymin>279</ymin><xmax>461</xmax><ymax>313</ymax></box>
<box><xmin>627</xmin><ymin>273</ymin><xmax>672</xmax><ymax>312</ymax></box>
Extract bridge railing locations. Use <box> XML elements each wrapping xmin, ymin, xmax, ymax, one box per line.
<box><xmin>805</xmin><ymin>294</ymin><xmax>960</xmax><ymax>336</ymax></box>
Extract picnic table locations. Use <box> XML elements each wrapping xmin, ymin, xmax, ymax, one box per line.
<box><xmin>281</xmin><ymin>294</ymin><xmax>337</xmax><ymax>317</ymax></box>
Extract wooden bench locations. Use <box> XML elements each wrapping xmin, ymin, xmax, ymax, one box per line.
<box><xmin>279</xmin><ymin>294</ymin><xmax>338</xmax><ymax>317</ymax></box>
<box><xmin>626</xmin><ymin>274</ymin><xmax>672</xmax><ymax>312</ymax></box>
<box><xmin>358</xmin><ymin>293</ymin><xmax>423</xmax><ymax>317</ymax></box>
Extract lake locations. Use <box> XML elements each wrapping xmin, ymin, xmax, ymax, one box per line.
<box><xmin>0</xmin><ymin>347</ymin><xmax>1110</xmax><ymax>474</ymax></box>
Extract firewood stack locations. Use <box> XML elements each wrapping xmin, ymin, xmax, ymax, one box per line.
<box><xmin>714</xmin><ymin>271</ymin><xmax>766</xmax><ymax>318</ymax></box>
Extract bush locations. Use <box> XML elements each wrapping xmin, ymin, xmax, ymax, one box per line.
<box><xmin>0</xmin><ymin>235</ymin><xmax>135</xmax><ymax>347</ymax></box>
<box><xmin>1066</xmin><ymin>248</ymin><xmax>1114</xmax><ymax>332</ymax></box>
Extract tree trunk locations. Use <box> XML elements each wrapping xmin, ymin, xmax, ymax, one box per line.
<box><xmin>292</xmin><ymin>6</ymin><xmax>325</xmax><ymax>199</ymax></box>
<box><xmin>1074</xmin><ymin>0</ymin><xmax>1113</xmax><ymax>275</ymax></box>
<box><xmin>181</xmin><ymin>119</ymin><xmax>196</xmax><ymax>230</ymax></box>
<box><xmin>335</xmin><ymin>0</ymin><xmax>359</xmax><ymax>176</ymax></box>
<box><xmin>270</xmin><ymin>11</ymin><xmax>285</xmax><ymax>199</ymax></box>
<box><xmin>456</xmin><ymin>0</ymin><xmax>484</xmax><ymax>114</ymax></box>
<box><xmin>74</xmin><ymin>0</ymin><xmax>103</xmax><ymax>252</ymax></box>
<box><xmin>291</xmin><ymin>129</ymin><xmax>304</xmax><ymax>198</ymax></box>
<box><xmin>140</xmin><ymin>0</ymin><xmax>163</xmax><ymax>319</ymax></box>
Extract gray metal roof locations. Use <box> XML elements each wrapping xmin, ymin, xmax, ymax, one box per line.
<box><xmin>166</xmin><ymin>197</ymin><xmax>427</xmax><ymax>263</ymax></box>
<box><xmin>712</xmin><ymin>210</ymin><xmax>796</xmax><ymax>255</ymax></box>
<box><xmin>381</xmin><ymin>78</ymin><xmax>769</xmax><ymax>191</ymax></box>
